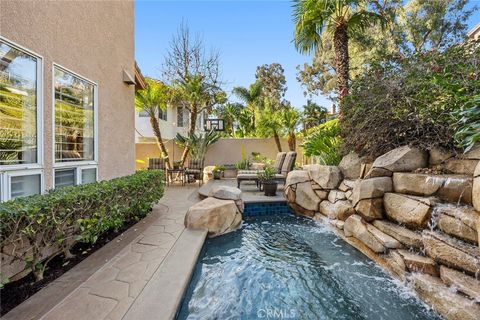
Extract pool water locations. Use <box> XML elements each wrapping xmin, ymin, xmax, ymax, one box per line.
<box><xmin>177</xmin><ymin>213</ymin><xmax>440</xmax><ymax>320</ymax></box>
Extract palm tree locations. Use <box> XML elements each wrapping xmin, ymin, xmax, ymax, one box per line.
<box><xmin>293</xmin><ymin>0</ymin><xmax>384</xmax><ymax>107</ymax></box>
<box><xmin>173</xmin><ymin>75</ymin><xmax>224</xmax><ymax>166</ymax></box>
<box><xmin>135</xmin><ymin>78</ymin><xmax>172</xmax><ymax>169</ymax></box>
<box><xmin>232</xmin><ymin>81</ymin><xmax>263</xmax><ymax>129</ymax></box>
<box><xmin>281</xmin><ymin>107</ymin><xmax>301</xmax><ymax>151</ymax></box>
<box><xmin>256</xmin><ymin>98</ymin><xmax>283</xmax><ymax>152</ymax></box>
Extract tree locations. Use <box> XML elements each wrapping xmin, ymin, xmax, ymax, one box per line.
<box><xmin>172</xmin><ymin>74</ymin><xmax>226</xmax><ymax>165</ymax></box>
<box><xmin>213</xmin><ymin>102</ymin><xmax>244</xmax><ymax>137</ymax></box>
<box><xmin>163</xmin><ymin>23</ymin><xmax>224</xmax><ymax>166</ymax></box>
<box><xmin>255</xmin><ymin>63</ymin><xmax>287</xmax><ymax>102</ymax></box>
<box><xmin>232</xmin><ymin>81</ymin><xmax>263</xmax><ymax>129</ymax></box>
<box><xmin>293</xmin><ymin>0</ymin><xmax>384</xmax><ymax>107</ymax></box>
<box><xmin>281</xmin><ymin>107</ymin><xmax>301</xmax><ymax>151</ymax></box>
<box><xmin>256</xmin><ymin>99</ymin><xmax>284</xmax><ymax>152</ymax></box>
<box><xmin>135</xmin><ymin>78</ymin><xmax>172</xmax><ymax>169</ymax></box>
<box><xmin>296</xmin><ymin>0</ymin><xmax>475</xmax><ymax>98</ymax></box>
<box><xmin>301</xmin><ymin>100</ymin><xmax>328</xmax><ymax>131</ymax></box>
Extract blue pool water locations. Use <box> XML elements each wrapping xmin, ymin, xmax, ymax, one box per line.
<box><xmin>177</xmin><ymin>207</ymin><xmax>440</xmax><ymax>320</ymax></box>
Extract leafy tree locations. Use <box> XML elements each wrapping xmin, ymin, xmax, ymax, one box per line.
<box><xmin>293</xmin><ymin>0</ymin><xmax>384</xmax><ymax>107</ymax></box>
<box><xmin>255</xmin><ymin>63</ymin><xmax>287</xmax><ymax>102</ymax></box>
<box><xmin>232</xmin><ymin>81</ymin><xmax>263</xmax><ymax>129</ymax></box>
<box><xmin>163</xmin><ymin>23</ymin><xmax>225</xmax><ymax>166</ymax></box>
<box><xmin>301</xmin><ymin>100</ymin><xmax>328</xmax><ymax>131</ymax></box>
<box><xmin>213</xmin><ymin>102</ymin><xmax>244</xmax><ymax>137</ymax></box>
<box><xmin>135</xmin><ymin>78</ymin><xmax>172</xmax><ymax>169</ymax></box>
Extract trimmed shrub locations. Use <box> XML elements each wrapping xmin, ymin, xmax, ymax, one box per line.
<box><xmin>301</xmin><ymin>119</ymin><xmax>342</xmax><ymax>165</ymax></box>
<box><xmin>0</xmin><ymin>170</ymin><xmax>164</xmax><ymax>282</ymax></box>
<box><xmin>341</xmin><ymin>40</ymin><xmax>480</xmax><ymax>158</ymax></box>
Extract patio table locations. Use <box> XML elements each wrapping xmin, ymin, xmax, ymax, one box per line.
<box><xmin>166</xmin><ymin>168</ymin><xmax>185</xmax><ymax>186</ymax></box>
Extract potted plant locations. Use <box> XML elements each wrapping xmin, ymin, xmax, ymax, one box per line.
<box><xmin>212</xmin><ymin>165</ymin><xmax>225</xmax><ymax>180</ymax></box>
<box><xmin>258</xmin><ymin>165</ymin><xmax>277</xmax><ymax>196</ymax></box>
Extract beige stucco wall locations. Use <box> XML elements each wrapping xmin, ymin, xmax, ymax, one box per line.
<box><xmin>135</xmin><ymin>138</ymin><xmax>306</xmax><ymax>170</ymax></box>
<box><xmin>0</xmin><ymin>0</ymin><xmax>135</xmax><ymax>189</ymax></box>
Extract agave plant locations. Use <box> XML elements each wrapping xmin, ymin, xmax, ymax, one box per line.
<box><xmin>175</xmin><ymin>130</ymin><xmax>221</xmax><ymax>161</ymax></box>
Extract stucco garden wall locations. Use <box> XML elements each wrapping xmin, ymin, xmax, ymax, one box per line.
<box><xmin>135</xmin><ymin>137</ymin><xmax>305</xmax><ymax>170</ymax></box>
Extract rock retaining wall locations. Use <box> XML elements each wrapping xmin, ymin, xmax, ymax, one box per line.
<box><xmin>285</xmin><ymin>145</ymin><xmax>480</xmax><ymax>320</ymax></box>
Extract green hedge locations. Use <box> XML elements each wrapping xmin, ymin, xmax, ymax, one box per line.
<box><xmin>0</xmin><ymin>170</ymin><xmax>164</xmax><ymax>282</ymax></box>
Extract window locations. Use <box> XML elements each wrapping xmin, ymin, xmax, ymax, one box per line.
<box><xmin>0</xmin><ymin>170</ymin><xmax>43</xmax><ymax>201</ymax></box>
<box><xmin>54</xmin><ymin>166</ymin><xmax>97</xmax><ymax>188</ymax></box>
<box><xmin>0</xmin><ymin>39</ymin><xmax>41</xmax><ymax>166</ymax></box>
<box><xmin>177</xmin><ymin>106</ymin><xmax>189</xmax><ymax>127</ymax></box>
<box><xmin>54</xmin><ymin>66</ymin><xmax>96</xmax><ymax>163</ymax></box>
<box><xmin>139</xmin><ymin>110</ymin><xmax>149</xmax><ymax>117</ymax></box>
<box><xmin>159</xmin><ymin>108</ymin><xmax>167</xmax><ymax>121</ymax></box>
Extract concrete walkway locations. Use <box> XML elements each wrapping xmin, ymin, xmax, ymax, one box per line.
<box><xmin>3</xmin><ymin>186</ymin><xmax>205</xmax><ymax>320</ymax></box>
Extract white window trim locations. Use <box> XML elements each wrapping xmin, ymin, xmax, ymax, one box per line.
<box><xmin>0</xmin><ymin>36</ymin><xmax>44</xmax><ymax>172</ymax></box>
<box><xmin>52</xmin><ymin>63</ymin><xmax>99</xmax><ymax>169</ymax></box>
<box><xmin>53</xmin><ymin>164</ymin><xmax>98</xmax><ymax>189</ymax></box>
<box><xmin>0</xmin><ymin>169</ymin><xmax>44</xmax><ymax>201</ymax></box>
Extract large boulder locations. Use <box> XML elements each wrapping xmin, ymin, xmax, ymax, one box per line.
<box><xmin>185</xmin><ymin>197</ymin><xmax>242</xmax><ymax>237</ymax></box>
<box><xmin>285</xmin><ymin>170</ymin><xmax>310</xmax><ymax>187</ymax></box>
<box><xmin>422</xmin><ymin>230</ymin><xmax>480</xmax><ymax>275</ymax></box>
<box><xmin>208</xmin><ymin>186</ymin><xmax>242</xmax><ymax>201</ymax></box>
<box><xmin>392</xmin><ymin>173</ymin><xmax>472</xmax><ymax>205</ymax></box>
<box><xmin>327</xmin><ymin>190</ymin><xmax>346</xmax><ymax>203</ymax></box>
<box><xmin>397</xmin><ymin>249</ymin><xmax>438</xmax><ymax>276</ymax></box>
<box><xmin>355</xmin><ymin>198</ymin><xmax>383</xmax><ymax>221</ymax></box>
<box><xmin>429</xmin><ymin>147</ymin><xmax>455</xmax><ymax>165</ymax></box>
<box><xmin>436</xmin><ymin>205</ymin><xmax>479</xmax><ymax>244</ymax></box>
<box><xmin>338</xmin><ymin>152</ymin><xmax>364</xmax><ymax>179</ymax></box>
<box><xmin>384</xmin><ymin>193</ymin><xmax>436</xmax><ymax>228</ymax></box>
<box><xmin>440</xmin><ymin>266</ymin><xmax>480</xmax><ymax>301</ymax></box>
<box><xmin>370</xmin><ymin>146</ymin><xmax>428</xmax><ymax>173</ymax></box>
<box><xmin>306</xmin><ymin>165</ymin><xmax>343</xmax><ymax>190</ymax></box>
<box><xmin>441</xmin><ymin>158</ymin><xmax>479</xmax><ymax>176</ymax></box>
<box><xmin>351</xmin><ymin>177</ymin><xmax>393</xmax><ymax>206</ymax></box>
<box><xmin>372</xmin><ymin>220</ymin><xmax>423</xmax><ymax>249</ymax></box>
<box><xmin>473</xmin><ymin>162</ymin><xmax>480</xmax><ymax>212</ymax></box>
<box><xmin>410</xmin><ymin>273</ymin><xmax>480</xmax><ymax>320</ymax></box>
<box><xmin>319</xmin><ymin>200</ymin><xmax>355</xmax><ymax>221</ymax></box>
<box><xmin>344</xmin><ymin>215</ymin><xmax>401</xmax><ymax>252</ymax></box>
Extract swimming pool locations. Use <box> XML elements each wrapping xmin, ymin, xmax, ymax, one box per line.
<box><xmin>177</xmin><ymin>208</ymin><xmax>440</xmax><ymax>319</ymax></box>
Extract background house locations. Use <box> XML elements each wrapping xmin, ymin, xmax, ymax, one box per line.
<box><xmin>0</xmin><ymin>0</ymin><xmax>140</xmax><ymax>201</ymax></box>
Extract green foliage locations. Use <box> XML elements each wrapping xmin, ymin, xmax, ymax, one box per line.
<box><xmin>342</xmin><ymin>40</ymin><xmax>480</xmax><ymax>157</ymax></box>
<box><xmin>301</xmin><ymin>100</ymin><xmax>328</xmax><ymax>131</ymax></box>
<box><xmin>257</xmin><ymin>165</ymin><xmax>277</xmax><ymax>182</ymax></box>
<box><xmin>454</xmin><ymin>96</ymin><xmax>480</xmax><ymax>152</ymax></box>
<box><xmin>235</xmin><ymin>159</ymin><xmax>250</xmax><ymax>170</ymax></box>
<box><xmin>296</xmin><ymin>0</ymin><xmax>475</xmax><ymax>98</ymax></box>
<box><xmin>0</xmin><ymin>170</ymin><xmax>164</xmax><ymax>282</ymax></box>
<box><xmin>175</xmin><ymin>130</ymin><xmax>221</xmax><ymax>160</ymax></box>
<box><xmin>302</xmin><ymin>119</ymin><xmax>341</xmax><ymax>165</ymax></box>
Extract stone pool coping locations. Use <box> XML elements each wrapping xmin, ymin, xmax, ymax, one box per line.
<box><xmin>2</xmin><ymin>186</ymin><xmax>207</xmax><ymax>320</ymax></box>
<box><xmin>199</xmin><ymin>179</ymin><xmax>286</xmax><ymax>203</ymax></box>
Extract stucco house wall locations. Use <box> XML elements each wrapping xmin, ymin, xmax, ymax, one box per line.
<box><xmin>0</xmin><ymin>0</ymin><xmax>136</xmax><ymax>190</ymax></box>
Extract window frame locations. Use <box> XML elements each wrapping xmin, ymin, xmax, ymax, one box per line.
<box><xmin>53</xmin><ymin>164</ymin><xmax>98</xmax><ymax>189</ymax></box>
<box><xmin>52</xmin><ymin>63</ymin><xmax>98</xmax><ymax>168</ymax></box>
<box><xmin>0</xmin><ymin>36</ymin><xmax>44</xmax><ymax>172</ymax></box>
<box><xmin>0</xmin><ymin>169</ymin><xmax>44</xmax><ymax>201</ymax></box>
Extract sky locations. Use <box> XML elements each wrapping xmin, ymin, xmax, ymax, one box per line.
<box><xmin>135</xmin><ymin>0</ymin><xmax>480</xmax><ymax>112</ymax></box>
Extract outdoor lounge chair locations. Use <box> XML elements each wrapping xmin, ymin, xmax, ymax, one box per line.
<box><xmin>236</xmin><ymin>151</ymin><xmax>295</xmax><ymax>189</ymax></box>
<box><xmin>184</xmin><ymin>159</ymin><xmax>204</xmax><ymax>186</ymax></box>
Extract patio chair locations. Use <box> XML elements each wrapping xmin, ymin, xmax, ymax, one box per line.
<box><xmin>184</xmin><ymin>159</ymin><xmax>204</xmax><ymax>186</ymax></box>
<box><xmin>272</xmin><ymin>151</ymin><xmax>297</xmax><ymax>185</ymax></box>
<box><xmin>148</xmin><ymin>158</ymin><xmax>166</xmax><ymax>170</ymax></box>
